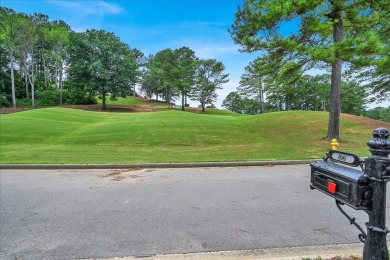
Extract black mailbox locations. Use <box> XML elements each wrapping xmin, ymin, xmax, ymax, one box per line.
<box><xmin>310</xmin><ymin>160</ymin><xmax>372</xmax><ymax>210</ymax></box>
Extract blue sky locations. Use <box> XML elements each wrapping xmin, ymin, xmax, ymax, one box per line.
<box><xmin>1</xmin><ymin>0</ymin><xmax>387</xmax><ymax>108</ymax></box>
<box><xmin>1</xmin><ymin>0</ymin><xmax>258</xmax><ymax>107</ymax></box>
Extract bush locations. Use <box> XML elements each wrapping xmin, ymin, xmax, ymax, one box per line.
<box><xmin>0</xmin><ymin>93</ymin><xmax>11</xmax><ymax>107</ymax></box>
<box><xmin>63</xmin><ymin>90</ymin><xmax>96</xmax><ymax>105</ymax></box>
<box><xmin>16</xmin><ymin>98</ymin><xmax>32</xmax><ymax>107</ymax></box>
<box><xmin>36</xmin><ymin>89</ymin><xmax>60</xmax><ymax>106</ymax></box>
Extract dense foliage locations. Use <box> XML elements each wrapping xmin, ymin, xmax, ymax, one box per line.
<box><xmin>0</xmin><ymin>7</ymin><xmax>229</xmax><ymax>111</ymax></box>
<box><xmin>365</xmin><ymin>107</ymin><xmax>390</xmax><ymax>123</ymax></box>
<box><xmin>230</xmin><ymin>0</ymin><xmax>389</xmax><ymax>139</ymax></box>
<box><xmin>140</xmin><ymin>48</ymin><xmax>229</xmax><ymax>112</ymax></box>
<box><xmin>229</xmin><ymin>72</ymin><xmax>369</xmax><ymax>117</ymax></box>
<box><xmin>222</xmin><ymin>91</ymin><xmax>260</xmax><ymax>115</ymax></box>
<box><xmin>67</xmin><ymin>29</ymin><xmax>141</xmax><ymax>110</ymax></box>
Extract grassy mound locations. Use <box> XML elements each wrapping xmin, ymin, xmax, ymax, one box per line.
<box><xmin>0</xmin><ymin>107</ymin><xmax>388</xmax><ymax>164</ymax></box>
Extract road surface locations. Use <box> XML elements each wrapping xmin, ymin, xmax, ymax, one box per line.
<box><xmin>1</xmin><ymin>165</ymin><xmax>389</xmax><ymax>259</ymax></box>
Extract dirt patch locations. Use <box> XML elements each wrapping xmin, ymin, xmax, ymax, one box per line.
<box><xmin>0</xmin><ymin>107</ymin><xmax>32</xmax><ymax>114</ymax></box>
<box><xmin>111</xmin><ymin>175</ymin><xmax>126</xmax><ymax>181</ymax></box>
<box><xmin>0</xmin><ymin>97</ymin><xmax>174</xmax><ymax>114</ymax></box>
<box><xmin>342</xmin><ymin>114</ymin><xmax>390</xmax><ymax>129</ymax></box>
<box><xmin>327</xmin><ymin>257</ymin><xmax>361</xmax><ymax>260</ymax></box>
<box><xmin>103</xmin><ymin>168</ymin><xmax>144</xmax><ymax>181</ymax></box>
<box><xmin>104</xmin><ymin>169</ymin><xmax>123</xmax><ymax>177</ymax></box>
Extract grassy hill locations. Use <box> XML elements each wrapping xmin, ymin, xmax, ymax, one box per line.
<box><xmin>0</xmin><ymin>104</ymin><xmax>388</xmax><ymax>164</ymax></box>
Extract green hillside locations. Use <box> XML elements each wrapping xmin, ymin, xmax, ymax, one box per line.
<box><xmin>0</xmin><ymin>107</ymin><xmax>388</xmax><ymax>164</ymax></box>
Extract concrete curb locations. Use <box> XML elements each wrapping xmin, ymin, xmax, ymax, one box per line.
<box><xmin>0</xmin><ymin>160</ymin><xmax>316</xmax><ymax>170</ymax></box>
<box><xmin>91</xmin><ymin>243</ymin><xmax>365</xmax><ymax>260</ymax></box>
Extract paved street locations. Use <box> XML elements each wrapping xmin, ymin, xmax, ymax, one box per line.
<box><xmin>1</xmin><ymin>165</ymin><xmax>389</xmax><ymax>259</ymax></box>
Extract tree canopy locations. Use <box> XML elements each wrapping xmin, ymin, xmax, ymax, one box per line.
<box><xmin>67</xmin><ymin>29</ymin><xmax>141</xmax><ymax>110</ymax></box>
<box><xmin>141</xmin><ymin>47</ymin><xmax>228</xmax><ymax>111</ymax></box>
<box><xmin>230</xmin><ymin>0</ymin><xmax>389</xmax><ymax>139</ymax></box>
<box><xmin>191</xmin><ymin>59</ymin><xmax>229</xmax><ymax>112</ymax></box>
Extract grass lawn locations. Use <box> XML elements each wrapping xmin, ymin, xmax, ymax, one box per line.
<box><xmin>0</xmin><ymin>107</ymin><xmax>388</xmax><ymax>164</ymax></box>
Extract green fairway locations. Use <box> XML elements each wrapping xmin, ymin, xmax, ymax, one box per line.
<box><xmin>0</xmin><ymin>108</ymin><xmax>388</xmax><ymax>164</ymax></box>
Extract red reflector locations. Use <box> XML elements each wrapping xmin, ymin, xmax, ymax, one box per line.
<box><xmin>328</xmin><ymin>181</ymin><xmax>337</xmax><ymax>194</ymax></box>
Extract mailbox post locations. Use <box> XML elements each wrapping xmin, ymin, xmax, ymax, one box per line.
<box><xmin>310</xmin><ymin>127</ymin><xmax>390</xmax><ymax>259</ymax></box>
<box><xmin>363</xmin><ymin>127</ymin><xmax>390</xmax><ymax>260</ymax></box>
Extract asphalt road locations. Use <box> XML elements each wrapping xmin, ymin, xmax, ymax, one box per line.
<box><xmin>1</xmin><ymin>165</ymin><xmax>389</xmax><ymax>260</ymax></box>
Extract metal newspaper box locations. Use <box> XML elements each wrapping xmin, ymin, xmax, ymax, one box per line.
<box><xmin>310</xmin><ymin>159</ymin><xmax>371</xmax><ymax>210</ymax></box>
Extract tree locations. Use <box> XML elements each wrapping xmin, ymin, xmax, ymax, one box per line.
<box><xmin>0</xmin><ymin>7</ymin><xmax>23</xmax><ymax>108</ymax></box>
<box><xmin>43</xmin><ymin>20</ymin><xmax>70</xmax><ymax>105</ymax></box>
<box><xmin>150</xmin><ymin>48</ymin><xmax>178</xmax><ymax>103</ymax></box>
<box><xmin>222</xmin><ymin>92</ymin><xmax>243</xmax><ymax>113</ymax></box>
<box><xmin>365</xmin><ymin>107</ymin><xmax>390</xmax><ymax>123</ymax></box>
<box><xmin>297</xmin><ymin>74</ymin><xmax>330</xmax><ymax>111</ymax></box>
<box><xmin>222</xmin><ymin>92</ymin><xmax>263</xmax><ymax>114</ymax></box>
<box><xmin>230</xmin><ymin>0</ymin><xmax>388</xmax><ymax>139</ymax></box>
<box><xmin>68</xmin><ymin>29</ymin><xmax>139</xmax><ymax>110</ymax></box>
<box><xmin>129</xmin><ymin>48</ymin><xmax>145</xmax><ymax>96</ymax></box>
<box><xmin>140</xmin><ymin>55</ymin><xmax>160</xmax><ymax>100</ymax></box>
<box><xmin>340</xmin><ymin>80</ymin><xmax>368</xmax><ymax>116</ymax></box>
<box><xmin>191</xmin><ymin>59</ymin><xmax>229</xmax><ymax>112</ymax></box>
<box><xmin>350</xmin><ymin>3</ymin><xmax>390</xmax><ymax>102</ymax></box>
<box><xmin>174</xmin><ymin>46</ymin><xmax>197</xmax><ymax>111</ymax></box>
<box><xmin>238</xmin><ymin>58</ymin><xmax>265</xmax><ymax>113</ymax></box>
<box><xmin>17</xmin><ymin>13</ymin><xmax>38</xmax><ymax>108</ymax></box>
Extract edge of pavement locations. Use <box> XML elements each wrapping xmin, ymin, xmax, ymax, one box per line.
<box><xmin>92</xmin><ymin>243</ymin><xmax>365</xmax><ymax>260</ymax></box>
<box><xmin>0</xmin><ymin>160</ymin><xmax>316</xmax><ymax>169</ymax></box>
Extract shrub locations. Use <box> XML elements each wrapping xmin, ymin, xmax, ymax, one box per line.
<box><xmin>63</xmin><ymin>90</ymin><xmax>97</xmax><ymax>105</ymax></box>
<box><xmin>16</xmin><ymin>98</ymin><xmax>32</xmax><ymax>107</ymax></box>
<box><xmin>36</xmin><ymin>89</ymin><xmax>60</xmax><ymax>106</ymax></box>
<box><xmin>0</xmin><ymin>93</ymin><xmax>11</xmax><ymax>107</ymax></box>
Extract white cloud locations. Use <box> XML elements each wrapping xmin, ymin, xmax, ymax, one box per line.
<box><xmin>97</xmin><ymin>1</ymin><xmax>122</xmax><ymax>14</ymax></box>
<box><xmin>50</xmin><ymin>0</ymin><xmax>123</xmax><ymax>15</ymax></box>
<box><xmin>193</xmin><ymin>44</ymin><xmax>239</xmax><ymax>59</ymax></box>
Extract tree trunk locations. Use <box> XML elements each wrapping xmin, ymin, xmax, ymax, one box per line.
<box><xmin>277</xmin><ymin>85</ymin><xmax>281</xmax><ymax>111</ymax></box>
<box><xmin>259</xmin><ymin>85</ymin><xmax>264</xmax><ymax>114</ymax></box>
<box><xmin>31</xmin><ymin>81</ymin><xmax>35</xmax><ymax>109</ymax></box>
<box><xmin>165</xmin><ymin>86</ymin><xmax>169</xmax><ymax>103</ymax></box>
<box><xmin>43</xmin><ymin>56</ymin><xmax>48</xmax><ymax>90</ymax></box>
<box><xmin>102</xmin><ymin>92</ymin><xmax>107</xmax><ymax>110</ymax></box>
<box><xmin>31</xmin><ymin>71</ymin><xmax>35</xmax><ymax>109</ymax></box>
<box><xmin>10</xmin><ymin>54</ymin><xmax>16</xmax><ymax>109</ymax></box>
<box><xmin>23</xmin><ymin>56</ymin><xmax>29</xmax><ymax>100</ymax></box>
<box><xmin>181</xmin><ymin>92</ymin><xmax>185</xmax><ymax>111</ymax></box>
<box><xmin>25</xmin><ymin>52</ymin><xmax>36</xmax><ymax>109</ymax></box>
<box><xmin>327</xmin><ymin>4</ymin><xmax>343</xmax><ymax>140</ymax></box>
<box><xmin>54</xmin><ymin>67</ymin><xmax>59</xmax><ymax>89</ymax></box>
<box><xmin>59</xmin><ymin>65</ymin><xmax>63</xmax><ymax>106</ymax></box>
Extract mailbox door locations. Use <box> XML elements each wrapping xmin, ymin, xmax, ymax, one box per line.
<box><xmin>310</xmin><ymin>160</ymin><xmax>371</xmax><ymax>210</ymax></box>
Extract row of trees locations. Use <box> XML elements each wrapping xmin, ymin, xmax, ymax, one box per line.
<box><xmin>0</xmin><ymin>8</ymin><xmax>133</xmax><ymax>109</ymax></box>
<box><xmin>365</xmin><ymin>107</ymin><xmax>390</xmax><ymax>122</ymax></box>
<box><xmin>0</xmin><ymin>8</ymin><xmax>229</xmax><ymax>111</ymax></box>
<box><xmin>230</xmin><ymin>0</ymin><xmax>389</xmax><ymax>139</ymax></box>
<box><xmin>223</xmin><ymin>63</ymin><xmax>367</xmax><ymax>116</ymax></box>
<box><xmin>140</xmin><ymin>47</ymin><xmax>229</xmax><ymax>112</ymax></box>
<box><xmin>0</xmin><ymin>8</ymin><xmax>72</xmax><ymax>108</ymax></box>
